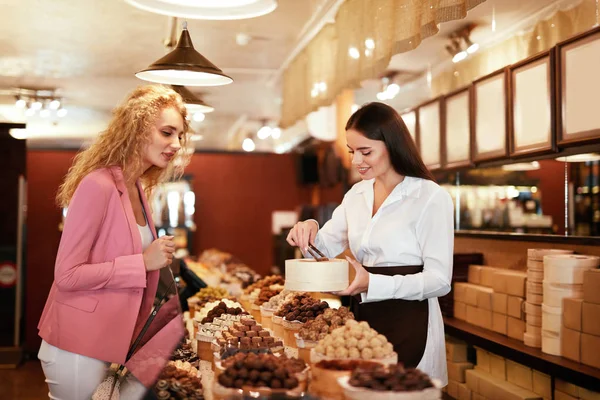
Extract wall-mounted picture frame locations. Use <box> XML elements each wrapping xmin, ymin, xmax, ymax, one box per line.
<box><xmin>556</xmin><ymin>26</ymin><xmax>600</xmax><ymax>147</ymax></box>
<box><xmin>417</xmin><ymin>97</ymin><xmax>443</xmax><ymax>170</ymax></box>
<box><xmin>443</xmin><ymin>86</ymin><xmax>472</xmax><ymax>169</ymax></box>
<box><xmin>509</xmin><ymin>50</ymin><xmax>556</xmax><ymax>157</ymax></box>
<box><xmin>400</xmin><ymin>108</ymin><xmax>419</xmax><ymax>151</ymax></box>
<box><xmin>472</xmin><ymin>68</ymin><xmax>509</xmax><ymax>162</ymax></box>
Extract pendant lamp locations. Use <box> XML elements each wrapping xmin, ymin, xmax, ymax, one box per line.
<box><xmin>124</xmin><ymin>0</ymin><xmax>277</xmax><ymax>20</ymax></box>
<box><xmin>171</xmin><ymin>85</ymin><xmax>214</xmax><ymax>113</ymax></box>
<box><xmin>136</xmin><ymin>23</ymin><xmax>233</xmax><ymax>86</ymax></box>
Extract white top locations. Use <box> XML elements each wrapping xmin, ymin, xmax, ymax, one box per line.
<box><xmin>137</xmin><ymin>223</ymin><xmax>154</xmax><ymax>251</ymax></box>
<box><xmin>312</xmin><ymin>176</ymin><xmax>454</xmax><ymax>385</ymax></box>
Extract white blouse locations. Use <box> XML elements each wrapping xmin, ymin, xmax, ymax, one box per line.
<box><xmin>312</xmin><ymin>176</ymin><xmax>454</xmax><ymax>385</ymax></box>
<box><xmin>138</xmin><ymin>223</ymin><xmax>154</xmax><ymax>251</ymax></box>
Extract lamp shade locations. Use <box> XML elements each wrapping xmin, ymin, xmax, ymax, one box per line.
<box><xmin>136</xmin><ymin>27</ymin><xmax>233</xmax><ymax>86</ymax></box>
<box><xmin>171</xmin><ymin>85</ymin><xmax>214</xmax><ymax>113</ymax></box>
<box><xmin>124</xmin><ymin>0</ymin><xmax>277</xmax><ymax>20</ymax></box>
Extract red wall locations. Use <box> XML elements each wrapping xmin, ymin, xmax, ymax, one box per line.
<box><xmin>25</xmin><ymin>150</ymin><xmax>342</xmax><ymax>353</ymax></box>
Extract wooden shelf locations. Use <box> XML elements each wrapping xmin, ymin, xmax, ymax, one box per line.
<box><xmin>444</xmin><ymin>317</ymin><xmax>600</xmax><ymax>391</ymax></box>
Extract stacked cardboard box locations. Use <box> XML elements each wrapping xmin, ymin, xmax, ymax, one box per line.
<box><xmin>554</xmin><ymin>379</ymin><xmax>600</xmax><ymax>400</ymax></box>
<box><xmin>541</xmin><ymin>255</ymin><xmax>599</xmax><ymax>356</ymax></box>
<box><xmin>464</xmin><ymin>347</ymin><xmax>547</xmax><ymax>400</ymax></box>
<box><xmin>561</xmin><ymin>269</ymin><xmax>600</xmax><ymax>369</ymax></box>
<box><xmin>454</xmin><ymin>265</ymin><xmax>498</xmax><ymax>330</ymax></box>
<box><xmin>492</xmin><ymin>269</ymin><xmax>527</xmax><ymax>341</ymax></box>
<box><xmin>445</xmin><ymin>337</ymin><xmax>474</xmax><ymax>400</ymax></box>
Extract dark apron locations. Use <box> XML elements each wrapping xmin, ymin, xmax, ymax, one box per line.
<box><xmin>350</xmin><ymin>265</ymin><xmax>428</xmax><ymax>368</ymax></box>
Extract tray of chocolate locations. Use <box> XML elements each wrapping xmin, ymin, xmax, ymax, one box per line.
<box><xmin>312</xmin><ymin>320</ymin><xmax>397</xmax><ymax>364</ymax></box>
<box><xmin>170</xmin><ymin>342</ymin><xmax>199</xmax><ymax>368</ymax></box>
<box><xmin>220</xmin><ymin>352</ymin><xmax>308</xmax><ymax>381</ymax></box>
<box><xmin>243</xmin><ymin>275</ymin><xmax>285</xmax><ymax>295</ymax></box>
<box><xmin>275</xmin><ymin>293</ymin><xmax>329</xmax><ymax>323</ymax></box>
<box><xmin>338</xmin><ymin>364</ymin><xmax>441</xmax><ymax>400</ymax></box>
<box><xmin>200</xmin><ymin>301</ymin><xmax>248</xmax><ymax>324</ymax></box>
<box><xmin>214</xmin><ymin>317</ymin><xmax>284</xmax><ymax>354</ymax></box>
<box><xmin>153</xmin><ymin>361</ymin><xmax>204</xmax><ymax>400</ymax></box>
<box><xmin>253</xmin><ymin>286</ymin><xmax>283</xmax><ymax>307</ymax></box>
<box><xmin>298</xmin><ymin>307</ymin><xmax>354</xmax><ymax>342</ymax></box>
<box><xmin>216</xmin><ymin>352</ymin><xmax>302</xmax><ymax>392</ymax></box>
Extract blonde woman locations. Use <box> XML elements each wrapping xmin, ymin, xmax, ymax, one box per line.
<box><xmin>37</xmin><ymin>85</ymin><xmax>191</xmax><ymax>400</ymax></box>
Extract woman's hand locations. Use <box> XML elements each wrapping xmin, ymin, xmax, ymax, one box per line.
<box><xmin>286</xmin><ymin>220</ymin><xmax>319</xmax><ymax>252</ymax></box>
<box><xmin>143</xmin><ymin>236</ymin><xmax>175</xmax><ymax>271</ymax></box>
<box><xmin>333</xmin><ymin>256</ymin><xmax>370</xmax><ymax>296</ymax></box>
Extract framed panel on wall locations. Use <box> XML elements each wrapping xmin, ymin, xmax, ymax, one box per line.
<box><xmin>417</xmin><ymin>98</ymin><xmax>442</xmax><ymax>170</ymax></box>
<box><xmin>400</xmin><ymin>109</ymin><xmax>419</xmax><ymax>151</ymax></box>
<box><xmin>509</xmin><ymin>50</ymin><xmax>556</xmax><ymax>157</ymax></box>
<box><xmin>444</xmin><ymin>87</ymin><xmax>472</xmax><ymax>169</ymax></box>
<box><xmin>557</xmin><ymin>26</ymin><xmax>600</xmax><ymax>147</ymax></box>
<box><xmin>472</xmin><ymin>68</ymin><xmax>509</xmax><ymax>162</ymax></box>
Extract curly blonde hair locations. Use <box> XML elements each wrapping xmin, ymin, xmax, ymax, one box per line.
<box><xmin>56</xmin><ymin>85</ymin><xmax>191</xmax><ymax>207</ymax></box>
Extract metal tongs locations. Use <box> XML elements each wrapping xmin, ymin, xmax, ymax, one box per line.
<box><xmin>306</xmin><ymin>243</ymin><xmax>328</xmax><ymax>262</ymax></box>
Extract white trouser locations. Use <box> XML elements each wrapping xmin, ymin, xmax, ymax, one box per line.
<box><xmin>38</xmin><ymin>340</ymin><xmax>148</xmax><ymax>400</ymax></box>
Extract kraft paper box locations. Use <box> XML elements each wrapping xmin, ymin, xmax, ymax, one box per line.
<box><xmin>465</xmin><ymin>284</ymin><xmax>480</xmax><ymax>306</ymax></box>
<box><xmin>454</xmin><ymin>301</ymin><xmax>467</xmax><ymax>321</ymax></box>
<box><xmin>508</xmin><ymin>296</ymin><xmax>525</xmax><ymax>320</ymax></box>
<box><xmin>532</xmin><ymin>371</ymin><xmax>551</xmax><ymax>399</ymax></box>
<box><xmin>582</xmin><ymin>301</ymin><xmax>600</xmax><ymax>336</ymax></box>
<box><xmin>506</xmin><ymin>360</ymin><xmax>533</xmax><ymax>391</ymax></box>
<box><xmin>555</xmin><ymin>390</ymin><xmax>579</xmax><ymax>400</ymax></box>
<box><xmin>492</xmin><ymin>312</ymin><xmax>508</xmax><ymax>335</ymax></box>
<box><xmin>474</xmin><ymin>347</ymin><xmax>490</xmax><ymax>373</ymax></box>
<box><xmin>493</xmin><ymin>270</ymin><xmax>527</xmax><ymax>297</ymax></box>
<box><xmin>563</xmin><ymin>297</ymin><xmax>583</xmax><ymax>331</ymax></box>
<box><xmin>469</xmin><ymin>265</ymin><xmax>483</xmax><ymax>285</ymax></box>
<box><xmin>465</xmin><ymin>368</ymin><xmax>483</xmax><ymax>394</ymax></box>
<box><xmin>477</xmin><ymin>286</ymin><xmax>494</xmax><ymax>311</ymax></box>
<box><xmin>581</xmin><ymin>333</ymin><xmax>600</xmax><ymax>369</ymax></box>
<box><xmin>481</xmin><ymin>267</ymin><xmax>501</xmax><ymax>288</ymax></box>
<box><xmin>446</xmin><ymin>337</ymin><xmax>468</xmax><ymax>362</ymax></box>
<box><xmin>478</xmin><ymin>308</ymin><xmax>493</xmax><ymax>330</ymax></box>
<box><xmin>489</xmin><ymin>353</ymin><xmax>506</xmax><ymax>381</ymax></box>
<box><xmin>583</xmin><ymin>269</ymin><xmax>600</xmax><ymax>305</ymax></box>
<box><xmin>447</xmin><ymin>380</ymin><xmax>459</xmax><ymax>399</ymax></box>
<box><xmin>580</xmin><ymin>387</ymin><xmax>600</xmax><ymax>400</ymax></box>
<box><xmin>493</xmin><ymin>292</ymin><xmax>508</xmax><ymax>314</ymax></box>
<box><xmin>555</xmin><ymin>379</ymin><xmax>580</xmax><ymax>398</ymax></box>
<box><xmin>454</xmin><ymin>282</ymin><xmax>469</xmax><ymax>303</ymax></box>
<box><xmin>447</xmin><ymin>361</ymin><xmax>474</xmax><ymax>383</ymax></box>
<box><xmin>458</xmin><ymin>382</ymin><xmax>472</xmax><ymax>400</ymax></box>
<box><xmin>561</xmin><ymin>326</ymin><xmax>581</xmax><ymax>363</ymax></box>
<box><xmin>467</xmin><ymin>305</ymin><xmax>478</xmax><ymax>326</ymax></box>
<box><xmin>508</xmin><ymin>316</ymin><xmax>525</xmax><ymax>341</ymax></box>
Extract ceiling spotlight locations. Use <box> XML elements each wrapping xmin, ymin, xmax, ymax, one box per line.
<box><xmin>124</xmin><ymin>0</ymin><xmax>278</xmax><ymax>20</ymax></box>
<box><xmin>257</xmin><ymin>125</ymin><xmax>271</xmax><ymax>140</ymax></box>
<box><xmin>31</xmin><ymin>100</ymin><xmax>42</xmax><ymax>110</ymax></box>
<box><xmin>49</xmin><ymin>99</ymin><xmax>61</xmax><ymax>110</ymax></box>
<box><xmin>242</xmin><ymin>137</ymin><xmax>256</xmax><ymax>152</ymax></box>
<box><xmin>15</xmin><ymin>98</ymin><xmax>26</xmax><ymax>108</ymax></box>
<box><xmin>136</xmin><ymin>23</ymin><xmax>233</xmax><ymax>86</ymax></box>
<box><xmin>57</xmin><ymin>108</ymin><xmax>68</xmax><ymax>118</ymax></box>
<box><xmin>464</xmin><ymin>37</ymin><xmax>479</xmax><ymax>54</ymax></box>
<box><xmin>193</xmin><ymin>112</ymin><xmax>205</xmax><ymax>122</ymax></box>
<box><xmin>452</xmin><ymin>50</ymin><xmax>468</xmax><ymax>63</ymax></box>
<box><xmin>271</xmin><ymin>127</ymin><xmax>281</xmax><ymax>139</ymax></box>
<box><xmin>348</xmin><ymin>47</ymin><xmax>360</xmax><ymax>59</ymax></box>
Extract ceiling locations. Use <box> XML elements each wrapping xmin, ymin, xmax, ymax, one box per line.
<box><xmin>0</xmin><ymin>0</ymin><xmax>575</xmax><ymax>151</ymax></box>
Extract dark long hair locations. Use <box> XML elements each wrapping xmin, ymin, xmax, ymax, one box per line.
<box><xmin>345</xmin><ymin>102</ymin><xmax>435</xmax><ymax>182</ymax></box>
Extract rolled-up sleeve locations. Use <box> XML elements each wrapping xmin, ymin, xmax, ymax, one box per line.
<box><xmin>363</xmin><ymin>188</ymin><xmax>454</xmax><ymax>302</ymax></box>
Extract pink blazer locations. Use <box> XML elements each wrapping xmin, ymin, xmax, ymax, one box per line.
<box><xmin>38</xmin><ymin>166</ymin><xmax>175</xmax><ymax>364</ymax></box>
